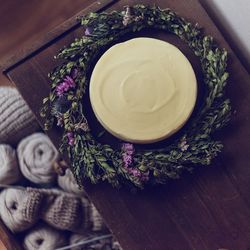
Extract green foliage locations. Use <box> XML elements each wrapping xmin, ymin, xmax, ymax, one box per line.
<box><xmin>41</xmin><ymin>5</ymin><xmax>231</xmax><ymax>189</ymax></box>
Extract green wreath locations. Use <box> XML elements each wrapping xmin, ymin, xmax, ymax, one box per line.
<box><xmin>41</xmin><ymin>5</ymin><xmax>231</xmax><ymax>189</ymax></box>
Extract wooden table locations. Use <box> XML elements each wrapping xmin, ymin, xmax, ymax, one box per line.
<box><xmin>3</xmin><ymin>0</ymin><xmax>250</xmax><ymax>249</ymax></box>
<box><xmin>0</xmin><ymin>0</ymin><xmax>96</xmax><ymax>87</ymax></box>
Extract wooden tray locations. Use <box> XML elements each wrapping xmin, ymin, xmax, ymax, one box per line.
<box><xmin>2</xmin><ymin>0</ymin><xmax>250</xmax><ymax>249</ymax></box>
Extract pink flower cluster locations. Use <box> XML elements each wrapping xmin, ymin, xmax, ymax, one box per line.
<box><xmin>179</xmin><ymin>138</ymin><xmax>189</xmax><ymax>152</ymax></box>
<box><xmin>122</xmin><ymin>143</ymin><xmax>149</xmax><ymax>182</ymax></box>
<box><xmin>85</xmin><ymin>27</ymin><xmax>92</xmax><ymax>36</ymax></box>
<box><xmin>67</xmin><ymin>132</ymin><xmax>75</xmax><ymax>146</ymax></box>
<box><xmin>126</xmin><ymin>167</ymin><xmax>149</xmax><ymax>182</ymax></box>
<box><xmin>56</xmin><ymin>76</ymin><xmax>76</xmax><ymax>96</ymax></box>
<box><xmin>122</xmin><ymin>143</ymin><xmax>134</xmax><ymax>167</ymax></box>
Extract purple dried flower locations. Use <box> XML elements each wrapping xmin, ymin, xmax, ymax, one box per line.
<box><xmin>179</xmin><ymin>138</ymin><xmax>189</xmax><ymax>152</ymax></box>
<box><xmin>67</xmin><ymin>132</ymin><xmax>75</xmax><ymax>146</ymax></box>
<box><xmin>67</xmin><ymin>132</ymin><xmax>73</xmax><ymax>138</ymax></box>
<box><xmin>85</xmin><ymin>27</ymin><xmax>92</xmax><ymax>36</ymax></box>
<box><xmin>61</xmin><ymin>82</ymin><xmax>69</xmax><ymax>91</ymax></box>
<box><xmin>121</xmin><ymin>142</ymin><xmax>148</xmax><ymax>182</ymax></box>
<box><xmin>56</xmin><ymin>76</ymin><xmax>76</xmax><ymax>96</ymax></box>
<box><xmin>69</xmin><ymin>139</ymin><xmax>74</xmax><ymax>146</ymax></box>
<box><xmin>122</xmin><ymin>143</ymin><xmax>134</xmax><ymax>153</ymax></box>
<box><xmin>64</xmin><ymin>76</ymin><xmax>75</xmax><ymax>88</ymax></box>
<box><xmin>122</xmin><ymin>143</ymin><xmax>134</xmax><ymax>167</ymax></box>
<box><xmin>56</xmin><ymin>88</ymin><xmax>63</xmax><ymax>97</ymax></box>
<box><xmin>122</xmin><ymin>154</ymin><xmax>132</xmax><ymax>167</ymax></box>
<box><xmin>126</xmin><ymin>167</ymin><xmax>149</xmax><ymax>182</ymax></box>
<box><xmin>130</xmin><ymin>169</ymin><xmax>141</xmax><ymax>177</ymax></box>
<box><xmin>122</xmin><ymin>6</ymin><xmax>132</xmax><ymax>26</ymax></box>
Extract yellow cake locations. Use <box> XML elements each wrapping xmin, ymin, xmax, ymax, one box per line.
<box><xmin>89</xmin><ymin>37</ymin><xmax>197</xmax><ymax>144</ymax></box>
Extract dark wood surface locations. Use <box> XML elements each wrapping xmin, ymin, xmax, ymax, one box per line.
<box><xmin>0</xmin><ymin>0</ymin><xmax>111</xmax><ymax>86</ymax></box>
<box><xmin>1</xmin><ymin>0</ymin><xmax>116</xmax><ymax>72</ymax></box>
<box><xmin>0</xmin><ymin>0</ymin><xmax>92</xmax><ymax>68</ymax></box>
<box><xmin>4</xmin><ymin>0</ymin><xmax>250</xmax><ymax>249</ymax></box>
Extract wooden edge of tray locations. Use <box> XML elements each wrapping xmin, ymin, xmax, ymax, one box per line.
<box><xmin>0</xmin><ymin>0</ymin><xmax>117</xmax><ymax>73</ymax></box>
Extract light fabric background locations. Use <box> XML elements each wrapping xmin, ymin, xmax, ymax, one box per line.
<box><xmin>206</xmin><ymin>0</ymin><xmax>250</xmax><ymax>66</ymax></box>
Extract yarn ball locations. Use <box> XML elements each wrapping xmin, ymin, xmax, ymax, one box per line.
<box><xmin>0</xmin><ymin>87</ymin><xmax>39</xmax><ymax>145</ymax></box>
<box><xmin>23</xmin><ymin>224</ymin><xmax>67</xmax><ymax>250</ymax></box>
<box><xmin>89</xmin><ymin>204</ymin><xmax>107</xmax><ymax>232</ymax></box>
<box><xmin>41</xmin><ymin>189</ymin><xmax>105</xmax><ymax>233</ymax></box>
<box><xmin>17</xmin><ymin>133</ymin><xmax>58</xmax><ymax>184</ymax></box>
<box><xmin>43</xmin><ymin>189</ymin><xmax>86</xmax><ymax>233</ymax></box>
<box><xmin>58</xmin><ymin>169</ymin><xmax>86</xmax><ymax>196</ymax></box>
<box><xmin>0</xmin><ymin>144</ymin><xmax>22</xmax><ymax>184</ymax></box>
<box><xmin>0</xmin><ymin>188</ymin><xmax>43</xmax><ymax>232</ymax></box>
<box><xmin>0</xmin><ymin>187</ymin><xmax>106</xmax><ymax>234</ymax></box>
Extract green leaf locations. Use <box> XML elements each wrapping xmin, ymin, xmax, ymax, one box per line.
<box><xmin>97</xmin><ymin>130</ymin><xmax>105</xmax><ymax>138</ymax></box>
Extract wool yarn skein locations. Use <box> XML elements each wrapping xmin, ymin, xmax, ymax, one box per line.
<box><xmin>0</xmin><ymin>187</ymin><xmax>106</xmax><ymax>233</ymax></box>
<box><xmin>90</xmin><ymin>204</ymin><xmax>107</xmax><ymax>232</ymax></box>
<box><xmin>58</xmin><ymin>168</ymin><xmax>87</xmax><ymax>196</ymax></box>
<box><xmin>42</xmin><ymin>189</ymin><xmax>106</xmax><ymax>233</ymax></box>
<box><xmin>17</xmin><ymin>133</ymin><xmax>58</xmax><ymax>184</ymax></box>
<box><xmin>42</xmin><ymin>189</ymin><xmax>89</xmax><ymax>233</ymax></box>
<box><xmin>23</xmin><ymin>224</ymin><xmax>67</xmax><ymax>250</ymax></box>
<box><xmin>0</xmin><ymin>188</ymin><xmax>43</xmax><ymax>232</ymax></box>
<box><xmin>0</xmin><ymin>87</ymin><xmax>39</xmax><ymax>145</ymax></box>
<box><xmin>0</xmin><ymin>144</ymin><xmax>22</xmax><ymax>184</ymax></box>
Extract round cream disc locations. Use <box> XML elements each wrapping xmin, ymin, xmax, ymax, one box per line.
<box><xmin>89</xmin><ymin>37</ymin><xmax>197</xmax><ymax>144</ymax></box>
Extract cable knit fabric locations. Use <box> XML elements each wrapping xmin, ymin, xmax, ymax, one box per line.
<box><xmin>0</xmin><ymin>144</ymin><xmax>22</xmax><ymax>184</ymax></box>
<box><xmin>90</xmin><ymin>204</ymin><xmax>107</xmax><ymax>232</ymax></box>
<box><xmin>17</xmin><ymin>133</ymin><xmax>58</xmax><ymax>184</ymax></box>
<box><xmin>0</xmin><ymin>188</ymin><xmax>43</xmax><ymax>232</ymax></box>
<box><xmin>70</xmin><ymin>233</ymin><xmax>122</xmax><ymax>250</ymax></box>
<box><xmin>0</xmin><ymin>87</ymin><xmax>39</xmax><ymax>145</ymax></box>
<box><xmin>58</xmin><ymin>168</ymin><xmax>87</xmax><ymax>196</ymax></box>
<box><xmin>23</xmin><ymin>224</ymin><xmax>67</xmax><ymax>250</ymax></box>
<box><xmin>42</xmin><ymin>189</ymin><xmax>106</xmax><ymax>233</ymax></box>
<box><xmin>0</xmin><ymin>187</ymin><xmax>105</xmax><ymax>233</ymax></box>
<box><xmin>42</xmin><ymin>189</ymin><xmax>86</xmax><ymax>232</ymax></box>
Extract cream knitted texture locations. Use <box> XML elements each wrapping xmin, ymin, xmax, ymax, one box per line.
<box><xmin>40</xmin><ymin>189</ymin><xmax>105</xmax><ymax>233</ymax></box>
<box><xmin>58</xmin><ymin>168</ymin><xmax>87</xmax><ymax>196</ymax></box>
<box><xmin>42</xmin><ymin>189</ymin><xmax>85</xmax><ymax>232</ymax></box>
<box><xmin>17</xmin><ymin>133</ymin><xmax>58</xmax><ymax>184</ymax></box>
<box><xmin>0</xmin><ymin>187</ymin><xmax>105</xmax><ymax>233</ymax></box>
<box><xmin>0</xmin><ymin>87</ymin><xmax>39</xmax><ymax>145</ymax></box>
<box><xmin>0</xmin><ymin>188</ymin><xmax>43</xmax><ymax>232</ymax></box>
<box><xmin>23</xmin><ymin>224</ymin><xmax>67</xmax><ymax>250</ymax></box>
<box><xmin>90</xmin><ymin>204</ymin><xmax>107</xmax><ymax>232</ymax></box>
<box><xmin>0</xmin><ymin>144</ymin><xmax>22</xmax><ymax>184</ymax></box>
<box><xmin>41</xmin><ymin>189</ymin><xmax>106</xmax><ymax>233</ymax></box>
